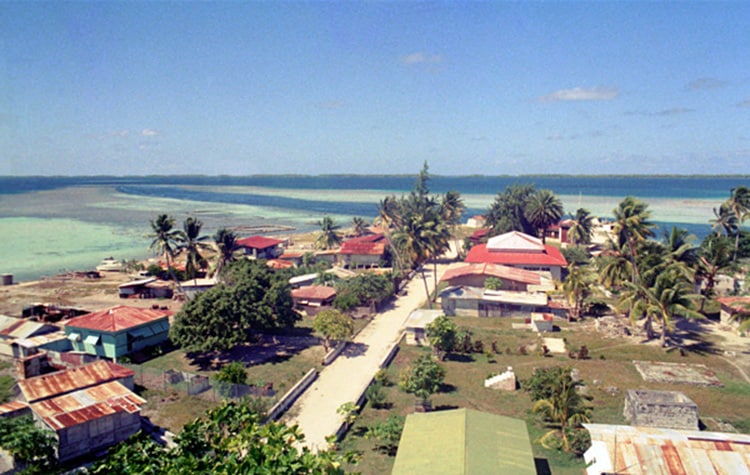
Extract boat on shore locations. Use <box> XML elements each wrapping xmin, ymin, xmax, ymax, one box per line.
<box><xmin>96</xmin><ymin>257</ymin><xmax>123</xmax><ymax>272</ymax></box>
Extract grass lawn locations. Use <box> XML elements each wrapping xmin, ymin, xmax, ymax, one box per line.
<box><xmin>338</xmin><ymin>315</ymin><xmax>750</xmax><ymax>475</ymax></box>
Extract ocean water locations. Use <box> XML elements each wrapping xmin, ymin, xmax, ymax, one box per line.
<box><xmin>0</xmin><ymin>175</ymin><xmax>747</xmax><ymax>282</ymax></box>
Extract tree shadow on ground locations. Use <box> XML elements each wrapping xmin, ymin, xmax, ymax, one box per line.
<box><xmin>342</xmin><ymin>342</ymin><xmax>369</xmax><ymax>358</ymax></box>
<box><xmin>187</xmin><ymin>333</ymin><xmax>320</xmax><ymax>370</ymax></box>
<box><xmin>433</xmin><ymin>404</ymin><xmax>459</xmax><ymax>412</ymax></box>
<box><xmin>440</xmin><ymin>383</ymin><xmax>457</xmax><ymax>394</ymax></box>
<box><xmin>671</xmin><ymin>318</ymin><xmax>722</xmax><ymax>356</ymax></box>
<box><xmin>446</xmin><ymin>353</ymin><xmax>474</xmax><ymax>363</ymax></box>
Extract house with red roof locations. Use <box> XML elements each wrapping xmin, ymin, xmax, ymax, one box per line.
<box><xmin>440</xmin><ymin>262</ymin><xmax>547</xmax><ymax>292</ymax></box>
<box><xmin>237</xmin><ymin>235</ymin><xmax>286</xmax><ymax>260</ymax></box>
<box><xmin>11</xmin><ymin>360</ymin><xmax>145</xmax><ymax>463</ymax></box>
<box><xmin>291</xmin><ymin>285</ymin><xmax>337</xmax><ymax>315</ymax></box>
<box><xmin>337</xmin><ymin>234</ymin><xmax>387</xmax><ymax>269</ymax></box>
<box><xmin>464</xmin><ymin>231</ymin><xmax>568</xmax><ymax>281</ymax></box>
<box><xmin>64</xmin><ymin>305</ymin><xmax>172</xmax><ymax>361</ymax></box>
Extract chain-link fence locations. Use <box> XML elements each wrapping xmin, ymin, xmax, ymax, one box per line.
<box><xmin>125</xmin><ymin>364</ymin><xmax>278</xmax><ymax>403</ymax></box>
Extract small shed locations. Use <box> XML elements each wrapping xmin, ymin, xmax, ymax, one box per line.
<box><xmin>0</xmin><ymin>315</ymin><xmax>62</xmax><ymax>358</ymax></box>
<box><xmin>64</xmin><ymin>306</ymin><xmax>172</xmax><ymax>361</ymax></box>
<box><xmin>439</xmin><ymin>285</ymin><xmax>550</xmax><ymax>318</ymax></box>
<box><xmin>118</xmin><ymin>277</ymin><xmax>173</xmax><ymax>299</ymax></box>
<box><xmin>404</xmin><ymin>309</ymin><xmax>443</xmax><ymax>346</ymax></box>
<box><xmin>179</xmin><ymin>277</ymin><xmax>218</xmax><ymax>299</ymax></box>
<box><xmin>291</xmin><ymin>285</ymin><xmax>336</xmax><ymax>310</ymax></box>
<box><xmin>392</xmin><ymin>408</ymin><xmax>536</xmax><ymax>475</ymax></box>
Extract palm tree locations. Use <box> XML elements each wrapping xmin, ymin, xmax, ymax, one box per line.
<box><xmin>726</xmin><ymin>186</ymin><xmax>750</xmax><ymax>261</ymax></box>
<box><xmin>376</xmin><ymin>196</ymin><xmax>405</xmax><ymax>275</ymax></box>
<box><xmin>696</xmin><ymin>236</ymin><xmax>735</xmax><ymax>312</ymax></box>
<box><xmin>562</xmin><ymin>263</ymin><xmax>596</xmax><ymax>321</ymax></box>
<box><xmin>148</xmin><ymin>214</ymin><xmax>183</xmax><ymax>291</ymax></box>
<box><xmin>316</xmin><ymin>215</ymin><xmax>342</xmax><ymax>250</ymax></box>
<box><xmin>392</xmin><ymin>212</ymin><xmax>446</xmax><ymax>308</ymax></box>
<box><xmin>351</xmin><ymin>216</ymin><xmax>368</xmax><ymax>237</ymax></box>
<box><xmin>526</xmin><ymin>189</ymin><xmax>563</xmax><ymax>243</ymax></box>
<box><xmin>596</xmin><ymin>235</ymin><xmax>633</xmax><ymax>291</ymax></box>
<box><xmin>439</xmin><ymin>190</ymin><xmax>465</xmax><ymax>258</ymax></box>
<box><xmin>532</xmin><ymin>370</ymin><xmax>591</xmax><ymax>453</ymax></box>
<box><xmin>568</xmin><ymin>208</ymin><xmax>594</xmax><ymax>246</ymax></box>
<box><xmin>635</xmin><ymin>269</ymin><xmax>702</xmax><ymax>346</ymax></box>
<box><xmin>178</xmin><ymin>216</ymin><xmax>211</xmax><ymax>283</ymax></box>
<box><xmin>710</xmin><ymin>202</ymin><xmax>738</xmax><ymax>237</ymax></box>
<box><xmin>613</xmin><ymin>196</ymin><xmax>655</xmax><ymax>283</ymax></box>
<box><xmin>212</xmin><ymin>227</ymin><xmax>240</xmax><ymax>278</ymax></box>
<box><xmin>662</xmin><ymin>227</ymin><xmax>698</xmax><ymax>269</ymax></box>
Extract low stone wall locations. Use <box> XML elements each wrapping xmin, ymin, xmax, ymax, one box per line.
<box><xmin>266</xmin><ymin>368</ymin><xmax>318</xmax><ymax>422</ymax></box>
<box><xmin>322</xmin><ymin>341</ymin><xmax>346</xmax><ymax>366</ymax></box>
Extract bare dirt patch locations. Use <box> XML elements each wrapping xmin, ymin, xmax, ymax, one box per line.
<box><xmin>633</xmin><ymin>360</ymin><xmax>724</xmax><ymax>387</ymax></box>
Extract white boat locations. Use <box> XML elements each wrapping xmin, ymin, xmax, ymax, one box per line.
<box><xmin>96</xmin><ymin>257</ymin><xmax>123</xmax><ymax>272</ymax></box>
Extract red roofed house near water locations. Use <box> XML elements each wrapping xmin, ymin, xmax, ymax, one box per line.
<box><xmin>337</xmin><ymin>234</ymin><xmax>386</xmax><ymax>269</ymax></box>
<box><xmin>440</xmin><ymin>262</ymin><xmax>543</xmax><ymax>291</ymax></box>
<box><xmin>237</xmin><ymin>235</ymin><xmax>286</xmax><ymax>259</ymax></box>
<box><xmin>464</xmin><ymin>231</ymin><xmax>568</xmax><ymax>281</ymax></box>
<box><xmin>64</xmin><ymin>305</ymin><xmax>171</xmax><ymax>361</ymax></box>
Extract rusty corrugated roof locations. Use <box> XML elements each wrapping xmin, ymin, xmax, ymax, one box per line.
<box><xmin>31</xmin><ymin>380</ymin><xmax>145</xmax><ymax>430</ymax></box>
<box><xmin>0</xmin><ymin>400</ymin><xmax>29</xmax><ymax>415</ymax></box>
<box><xmin>585</xmin><ymin>423</ymin><xmax>750</xmax><ymax>475</ymax></box>
<box><xmin>18</xmin><ymin>360</ymin><xmax>135</xmax><ymax>403</ymax></box>
<box><xmin>65</xmin><ymin>305</ymin><xmax>171</xmax><ymax>333</ymax></box>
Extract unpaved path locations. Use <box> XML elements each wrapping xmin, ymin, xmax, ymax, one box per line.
<box><xmin>284</xmin><ymin>264</ymin><xmax>449</xmax><ymax>452</ymax></box>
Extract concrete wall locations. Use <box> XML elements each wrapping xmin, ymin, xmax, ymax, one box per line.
<box><xmin>623</xmin><ymin>390</ymin><xmax>699</xmax><ymax>431</ymax></box>
<box><xmin>54</xmin><ymin>410</ymin><xmax>142</xmax><ymax>462</ymax></box>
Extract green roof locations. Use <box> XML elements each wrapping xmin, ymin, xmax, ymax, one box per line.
<box><xmin>391</xmin><ymin>408</ymin><xmax>536</xmax><ymax>475</ymax></box>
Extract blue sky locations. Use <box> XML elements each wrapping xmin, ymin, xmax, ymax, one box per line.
<box><xmin>1</xmin><ymin>2</ymin><xmax>749</xmax><ymax>176</ymax></box>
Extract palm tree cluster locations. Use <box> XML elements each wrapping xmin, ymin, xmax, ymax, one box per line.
<box><xmin>375</xmin><ymin>162</ymin><xmax>465</xmax><ymax>306</ymax></box>
<box><xmin>484</xmin><ymin>184</ymin><xmax>564</xmax><ymax>242</ymax></box>
<box><xmin>710</xmin><ymin>186</ymin><xmax>750</xmax><ymax>261</ymax></box>
<box><xmin>149</xmin><ymin>214</ymin><xmax>242</xmax><ymax>286</ymax></box>
<box><xmin>591</xmin><ymin>197</ymin><xmax>709</xmax><ymax>345</ymax></box>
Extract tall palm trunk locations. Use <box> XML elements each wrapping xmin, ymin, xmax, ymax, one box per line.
<box><xmin>421</xmin><ymin>269</ymin><xmax>432</xmax><ymax>309</ymax></box>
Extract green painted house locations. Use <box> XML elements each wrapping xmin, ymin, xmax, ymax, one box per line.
<box><xmin>64</xmin><ymin>305</ymin><xmax>171</xmax><ymax>361</ymax></box>
<box><xmin>391</xmin><ymin>408</ymin><xmax>536</xmax><ymax>475</ymax></box>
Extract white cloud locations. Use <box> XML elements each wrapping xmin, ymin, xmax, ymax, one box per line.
<box><xmin>400</xmin><ymin>52</ymin><xmax>443</xmax><ymax>65</ymax></box>
<box><xmin>687</xmin><ymin>78</ymin><xmax>728</xmax><ymax>90</ymax></box>
<box><xmin>142</xmin><ymin>128</ymin><xmax>160</xmax><ymax>137</ymax></box>
<box><xmin>537</xmin><ymin>87</ymin><xmax>618</xmax><ymax>103</ymax></box>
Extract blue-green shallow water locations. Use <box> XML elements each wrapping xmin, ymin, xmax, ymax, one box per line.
<box><xmin>1</xmin><ymin>175</ymin><xmax>747</xmax><ymax>282</ymax></box>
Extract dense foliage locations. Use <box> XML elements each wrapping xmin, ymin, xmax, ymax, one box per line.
<box><xmin>170</xmin><ymin>260</ymin><xmax>299</xmax><ymax>353</ymax></box>
<box><xmin>333</xmin><ymin>273</ymin><xmax>393</xmax><ymax>310</ymax></box>
<box><xmin>425</xmin><ymin>315</ymin><xmax>457</xmax><ymax>360</ymax></box>
<box><xmin>91</xmin><ymin>402</ymin><xmax>354</xmax><ymax>474</ymax></box>
<box><xmin>0</xmin><ymin>416</ymin><xmax>57</xmax><ymax>474</ymax></box>
<box><xmin>399</xmin><ymin>354</ymin><xmax>445</xmax><ymax>406</ymax></box>
<box><xmin>313</xmin><ymin>308</ymin><xmax>354</xmax><ymax>352</ymax></box>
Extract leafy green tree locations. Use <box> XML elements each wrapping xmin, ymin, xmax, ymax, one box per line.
<box><xmin>313</xmin><ymin>308</ymin><xmax>354</xmax><ymax>352</ymax></box>
<box><xmin>215</xmin><ymin>362</ymin><xmax>248</xmax><ymax>398</ymax></box>
<box><xmin>365</xmin><ymin>414</ymin><xmax>404</xmax><ymax>455</ymax></box>
<box><xmin>399</xmin><ymin>354</ymin><xmax>445</xmax><ymax>410</ymax></box>
<box><xmin>530</xmin><ymin>367</ymin><xmax>592</xmax><ymax>454</ymax></box>
<box><xmin>333</xmin><ymin>273</ymin><xmax>394</xmax><ymax>310</ymax></box>
<box><xmin>316</xmin><ymin>215</ymin><xmax>342</xmax><ymax>250</ymax></box>
<box><xmin>178</xmin><ymin>216</ymin><xmax>211</xmax><ymax>282</ymax></box>
<box><xmin>568</xmin><ymin>208</ymin><xmax>594</xmax><ymax>245</ymax></box>
<box><xmin>425</xmin><ymin>315</ymin><xmax>457</xmax><ymax>360</ymax></box>
<box><xmin>484</xmin><ymin>276</ymin><xmax>503</xmax><ymax>290</ymax></box>
<box><xmin>0</xmin><ymin>416</ymin><xmax>57</xmax><ymax>474</ymax></box>
<box><xmin>526</xmin><ymin>189</ymin><xmax>564</xmax><ymax>243</ymax></box>
<box><xmin>148</xmin><ymin>213</ymin><xmax>183</xmax><ymax>291</ymax></box>
<box><xmin>212</xmin><ymin>227</ymin><xmax>241</xmax><ymax>278</ymax></box>
<box><xmin>92</xmin><ymin>402</ymin><xmax>353</xmax><ymax>474</ymax></box>
<box><xmin>170</xmin><ymin>260</ymin><xmax>299</xmax><ymax>353</ymax></box>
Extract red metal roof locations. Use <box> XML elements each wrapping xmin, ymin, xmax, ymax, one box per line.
<box><xmin>237</xmin><ymin>235</ymin><xmax>285</xmax><ymax>249</ymax></box>
<box><xmin>440</xmin><ymin>263</ymin><xmax>542</xmax><ymax>285</ymax></box>
<box><xmin>339</xmin><ymin>235</ymin><xmax>386</xmax><ymax>256</ymax></box>
<box><xmin>266</xmin><ymin>259</ymin><xmax>295</xmax><ymax>269</ymax></box>
<box><xmin>464</xmin><ymin>243</ymin><xmax>567</xmax><ymax>267</ymax></box>
<box><xmin>31</xmin><ymin>380</ymin><xmax>145</xmax><ymax>430</ymax></box>
<box><xmin>65</xmin><ymin>305</ymin><xmax>171</xmax><ymax>333</ymax></box>
<box><xmin>292</xmin><ymin>285</ymin><xmax>337</xmax><ymax>301</ymax></box>
<box><xmin>717</xmin><ymin>297</ymin><xmax>750</xmax><ymax>313</ymax></box>
<box><xmin>18</xmin><ymin>360</ymin><xmax>135</xmax><ymax>403</ymax></box>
